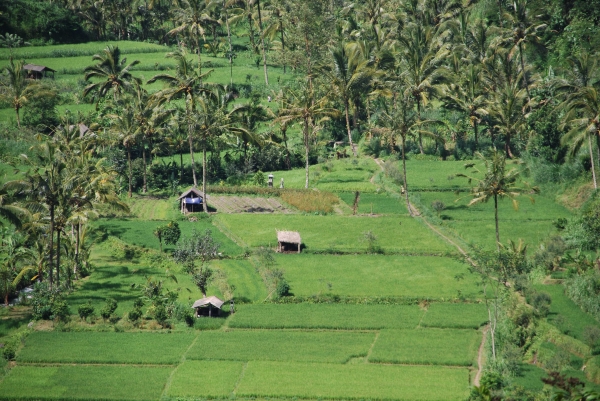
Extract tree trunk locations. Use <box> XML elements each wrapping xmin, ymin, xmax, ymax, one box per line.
<box><xmin>127</xmin><ymin>147</ymin><xmax>133</xmax><ymax>198</ymax></box>
<box><xmin>280</xmin><ymin>18</ymin><xmax>286</xmax><ymax>74</ymax></box>
<box><xmin>344</xmin><ymin>98</ymin><xmax>357</xmax><ymax>157</ymax></box>
<box><xmin>505</xmin><ymin>133</ymin><xmax>514</xmax><ymax>158</ymax></box>
<box><xmin>48</xmin><ymin>204</ymin><xmax>54</xmax><ymax>290</ymax></box>
<box><xmin>589</xmin><ymin>134</ymin><xmax>598</xmax><ymax>189</ymax></box>
<box><xmin>188</xmin><ymin>122</ymin><xmax>198</xmax><ymax>188</ymax></box>
<box><xmin>223</xmin><ymin>0</ymin><xmax>234</xmax><ymax>86</ymax></box>
<box><xmin>519</xmin><ymin>42</ymin><xmax>531</xmax><ymax>108</ymax></box>
<box><xmin>56</xmin><ymin>229</ymin><xmax>61</xmax><ymax>287</ymax></box>
<box><xmin>256</xmin><ymin>0</ymin><xmax>269</xmax><ymax>85</ymax></box>
<box><xmin>15</xmin><ymin>107</ymin><xmax>21</xmax><ymax>128</ymax></box>
<box><xmin>304</xmin><ymin>117</ymin><xmax>310</xmax><ymax>189</ymax></box>
<box><xmin>282</xmin><ymin>125</ymin><xmax>291</xmax><ymax>170</ymax></box>
<box><xmin>142</xmin><ymin>146</ymin><xmax>147</xmax><ymax>193</ymax></box>
<box><xmin>494</xmin><ymin>193</ymin><xmax>500</xmax><ymax>251</ymax></box>
<box><xmin>74</xmin><ymin>223</ymin><xmax>80</xmax><ymax>279</ymax></box>
<box><xmin>401</xmin><ymin>135</ymin><xmax>412</xmax><ymax>216</ymax></box>
<box><xmin>473</xmin><ymin>119</ymin><xmax>479</xmax><ymax>150</ymax></box>
<box><xmin>416</xmin><ymin>101</ymin><xmax>424</xmax><ymax>154</ymax></box>
<box><xmin>247</xmin><ymin>9</ymin><xmax>257</xmax><ymax>52</ymax></box>
<box><xmin>202</xmin><ymin>145</ymin><xmax>208</xmax><ymax>212</ymax></box>
<box><xmin>180</xmin><ymin>150</ymin><xmax>184</xmax><ymax>181</ymax></box>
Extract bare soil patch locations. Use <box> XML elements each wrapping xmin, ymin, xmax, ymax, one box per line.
<box><xmin>209</xmin><ymin>196</ymin><xmax>294</xmax><ymax>214</ymax></box>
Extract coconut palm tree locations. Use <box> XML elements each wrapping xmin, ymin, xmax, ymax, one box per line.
<box><xmin>275</xmin><ymin>80</ymin><xmax>339</xmax><ymax>189</ymax></box>
<box><xmin>560</xmin><ymin>87</ymin><xmax>600</xmax><ymax>190</ymax></box>
<box><xmin>83</xmin><ymin>45</ymin><xmax>141</xmax><ymax>106</ymax></box>
<box><xmin>458</xmin><ymin>151</ymin><xmax>538</xmax><ymax>250</ymax></box>
<box><xmin>0</xmin><ymin>58</ymin><xmax>36</xmax><ymax>128</ymax></box>
<box><xmin>169</xmin><ymin>0</ymin><xmax>219</xmax><ymax>75</ymax></box>
<box><xmin>322</xmin><ymin>41</ymin><xmax>375</xmax><ymax>157</ymax></box>
<box><xmin>148</xmin><ymin>50</ymin><xmax>212</xmax><ymax>188</ymax></box>
<box><xmin>107</xmin><ymin>106</ymin><xmax>139</xmax><ymax>197</ymax></box>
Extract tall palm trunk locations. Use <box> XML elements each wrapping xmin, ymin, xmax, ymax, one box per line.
<box><xmin>223</xmin><ymin>1</ymin><xmax>234</xmax><ymax>86</ymax></box>
<box><xmin>401</xmin><ymin>135</ymin><xmax>412</xmax><ymax>216</ymax></box>
<box><xmin>74</xmin><ymin>223</ymin><xmax>80</xmax><ymax>279</ymax></box>
<box><xmin>589</xmin><ymin>134</ymin><xmax>598</xmax><ymax>189</ymax></box>
<box><xmin>48</xmin><ymin>205</ymin><xmax>54</xmax><ymax>290</ymax></box>
<box><xmin>15</xmin><ymin>107</ymin><xmax>21</xmax><ymax>128</ymax></box>
<box><xmin>344</xmin><ymin>98</ymin><xmax>356</xmax><ymax>157</ymax></box>
<box><xmin>416</xmin><ymin>101</ymin><xmax>424</xmax><ymax>154</ymax></box>
<box><xmin>127</xmin><ymin>147</ymin><xmax>133</xmax><ymax>198</ymax></box>
<box><xmin>473</xmin><ymin>119</ymin><xmax>479</xmax><ymax>150</ymax></box>
<box><xmin>180</xmin><ymin>150</ymin><xmax>184</xmax><ymax>181</ymax></box>
<box><xmin>494</xmin><ymin>193</ymin><xmax>500</xmax><ymax>251</ymax></box>
<box><xmin>282</xmin><ymin>125</ymin><xmax>291</xmax><ymax>170</ymax></box>
<box><xmin>304</xmin><ymin>117</ymin><xmax>310</xmax><ymax>189</ymax></box>
<box><xmin>56</xmin><ymin>229</ymin><xmax>61</xmax><ymax>287</ymax></box>
<box><xmin>202</xmin><ymin>145</ymin><xmax>208</xmax><ymax>212</ymax></box>
<box><xmin>518</xmin><ymin>43</ymin><xmax>531</xmax><ymax>107</ymax></box>
<box><xmin>280</xmin><ymin>17</ymin><xmax>286</xmax><ymax>73</ymax></box>
<box><xmin>142</xmin><ymin>147</ymin><xmax>148</xmax><ymax>193</ymax></box>
<box><xmin>256</xmin><ymin>0</ymin><xmax>269</xmax><ymax>85</ymax></box>
<box><xmin>188</xmin><ymin>113</ymin><xmax>198</xmax><ymax>187</ymax></box>
<box><xmin>247</xmin><ymin>10</ymin><xmax>257</xmax><ymax>52</ymax></box>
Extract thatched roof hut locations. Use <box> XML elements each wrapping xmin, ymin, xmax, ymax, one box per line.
<box><xmin>277</xmin><ymin>230</ymin><xmax>301</xmax><ymax>253</ymax></box>
<box><xmin>192</xmin><ymin>296</ymin><xmax>224</xmax><ymax>317</ymax></box>
<box><xmin>23</xmin><ymin>64</ymin><xmax>56</xmax><ymax>80</ymax></box>
<box><xmin>178</xmin><ymin>187</ymin><xmax>204</xmax><ymax>213</ymax></box>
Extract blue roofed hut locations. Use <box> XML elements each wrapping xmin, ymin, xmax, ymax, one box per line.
<box><xmin>178</xmin><ymin>187</ymin><xmax>204</xmax><ymax>213</ymax></box>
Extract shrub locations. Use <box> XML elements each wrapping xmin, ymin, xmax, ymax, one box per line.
<box><xmin>2</xmin><ymin>340</ymin><xmax>17</xmax><ymax>361</ymax></box>
<box><xmin>276</xmin><ymin>279</ymin><xmax>291</xmax><ymax>298</ymax></box>
<box><xmin>431</xmin><ymin>200</ymin><xmax>445</xmax><ymax>217</ymax></box>
<box><xmin>52</xmin><ymin>300</ymin><xmax>71</xmax><ymax>322</ymax></box>
<box><xmin>154</xmin><ymin>305</ymin><xmax>169</xmax><ymax>328</ymax></box>
<box><xmin>530</xmin><ymin>291</ymin><xmax>552</xmax><ymax>317</ymax></box>
<box><xmin>100</xmin><ymin>298</ymin><xmax>118</xmax><ymax>322</ymax></box>
<box><xmin>583</xmin><ymin>326</ymin><xmax>600</xmax><ymax>350</ymax></box>
<box><xmin>77</xmin><ymin>301</ymin><xmax>95</xmax><ymax>321</ymax></box>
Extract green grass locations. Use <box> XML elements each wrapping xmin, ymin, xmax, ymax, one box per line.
<box><xmin>214</xmin><ymin>214</ymin><xmax>453</xmax><ymax>254</ymax></box>
<box><xmin>236</xmin><ymin>361</ymin><xmax>470</xmax><ymax>400</ymax></box>
<box><xmin>93</xmin><ymin>217</ymin><xmax>242</xmax><ymax>256</ymax></box>
<box><xmin>267</xmin><ymin>158</ymin><xmax>380</xmax><ymax>192</ymax></box>
<box><xmin>166</xmin><ymin>360</ymin><xmax>244</xmax><ymax>399</ymax></box>
<box><xmin>124</xmin><ymin>195</ymin><xmax>181</xmax><ymax>221</ymax></box>
<box><xmin>228</xmin><ymin>304</ymin><xmax>425</xmax><ymax>330</ymax></box>
<box><xmin>67</xmin><ymin>245</ymin><xmax>211</xmax><ymax>313</ymax></box>
<box><xmin>0</xmin><ymin>365</ymin><xmax>172</xmax><ymax>400</ymax></box>
<box><xmin>512</xmin><ymin>363</ymin><xmax>547</xmax><ymax>391</ymax></box>
<box><xmin>0</xmin><ymin>41</ymin><xmax>170</xmax><ymax>60</ymax></box>
<box><xmin>405</xmin><ymin>159</ymin><xmax>483</xmax><ymax>191</ymax></box>
<box><xmin>186</xmin><ymin>330</ymin><xmax>375</xmax><ymax>363</ymax></box>
<box><xmin>213</xmin><ymin>259</ymin><xmax>268</xmax><ymax>303</ymax></box>
<box><xmin>368</xmin><ymin>329</ymin><xmax>480</xmax><ymax>366</ymax></box>
<box><xmin>415</xmin><ymin>191</ymin><xmax>571</xmax><ymax>222</ymax></box>
<box><xmin>18</xmin><ymin>332</ymin><xmax>196</xmax><ymax>364</ymax></box>
<box><xmin>420</xmin><ymin>303</ymin><xmax>488</xmax><ymax>329</ymax></box>
<box><xmin>534</xmin><ymin>284</ymin><xmax>600</xmax><ymax>341</ymax></box>
<box><xmin>338</xmin><ymin>192</ymin><xmax>408</xmax><ymax>214</ymax></box>
<box><xmin>278</xmin><ymin>254</ymin><xmax>479</xmax><ymax>299</ymax></box>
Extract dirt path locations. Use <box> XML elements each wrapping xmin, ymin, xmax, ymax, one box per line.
<box><xmin>371</xmin><ymin>158</ymin><xmax>475</xmax><ymax>265</ymax></box>
<box><xmin>474</xmin><ymin>325</ymin><xmax>490</xmax><ymax>386</ymax></box>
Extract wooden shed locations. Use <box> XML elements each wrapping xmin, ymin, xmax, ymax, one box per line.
<box><xmin>192</xmin><ymin>296</ymin><xmax>224</xmax><ymax>317</ymax></box>
<box><xmin>178</xmin><ymin>187</ymin><xmax>204</xmax><ymax>213</ymax></box>
<box><xmin>277</xmin><ymin>230</ymin><xmax>301</xmax><ymax>253</ymax></box>
<box><xmin>23</xmin><ymin>64</ymin><xmax>56</xmax><ymax>80</ymax></box>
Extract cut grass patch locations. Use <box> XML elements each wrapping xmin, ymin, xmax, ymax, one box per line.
<box><xmin>215</xmin><ymin>214</ymin><xmax>453</xmax><ymax>254</ymax></box>
<box><xmin>213</xmin><ymin>259</ymin><xmax>268</xmax><ymax>303</ymax></box>
<box><xmin>368</xmin><ymin>329</ymin><xmax>480</xmax><ymax>366</ymax></box>
<box><xmin>186</xmin><ymin>330</ymin><xmax>375</xmax><ymax>363</ymax></box>
<box><xmin>229</xmin><ymin>304</ymin><xmax>425</xmax><ymax>330</ymax></box>
<box><xmin>339</xmin><ymin>192</ymin><xmax>408</xmax><ymax>214</ymax></box>
<box><xmin>420</xmin><ymin>303</ymin><xmax>488</xmax><ymax>329</ymax></box>
<box><xmin>166</xmin><ymin>360</ymin><xmax>243</xmax><ymax>399</ymax></box>
<box><xmin>0</xmin><ymin>365</ymin><xmax>172</xmax><ymax>400</ymax></box>
<box><xmin>18</xmin><ymin>332</ymin><xmax>196</xmax><ymax>364</ymax></box>
<box><xmin>236</xmin><ymin>361</ymin><xmax>470</xmax><ymax>400</ymax></box>
<box><xmin>279</xmin><ymin>254</ymin><xmax>479</xmax><ymax>299</ymax></box>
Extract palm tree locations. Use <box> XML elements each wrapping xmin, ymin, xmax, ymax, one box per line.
<box><xmin>0</xmin><ymin>58</ymin><xmax>35</xmax><ymax>128</ymax></box>
<box><xmin>560</xmin><ymin>87</ymin><xmax>600</xmax><ymax>190</ymax></box>
<box><xmin>398</xmin><ymin>23</ymin><xmax>451</xmax><ymax>153</ymax></box>
<box><xmin>233</xmin><ymin>92</ymin><xmax>274</xmax><ymax>158</ymax></box>
<box><xmin>195</xmin><ymin>84</ymin><xmax>251</xmax><ymax>211</ymax></box>
<box><xmin>458</xmin><ymin>151</ymin><xmax>538</xmax><ymax>250</ymax></box>
<box><xmin>275</xmin><ymin>80</ymin><xmax>339</xmax><ymax>188</ymax></box>
<box><xmin>323</xmin><ymin>41</ymin><xmax>375</xmax><ymax>156</ymax></box>
<box><xmin>107</xmin><ymin>106</ymin><xmax>139</xmax><ymax>197</ymax></box>
<box><xmin>377</xmin><ymin>94</ymin><xmax>442</xmax><ymax>215</ymax></box>
<box><xmin>169</xmin><ymin>0</ymin><xmax>218</xmax><ymax>75</ymax></box>
<box><xmin>83</xmin><ymin>45</ymin><xmax>141</xmax><ymax>106</ymax></box>
<box><xmin>148</xmin><ymin>50</ymin><xmax>212</xmax><ymax>188</ymax></box>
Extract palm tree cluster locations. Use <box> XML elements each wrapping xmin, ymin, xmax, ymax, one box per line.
<box><xmin>0</xmin><ymin>122</ymin><xmax>126</xmax><ymax>304</ymax></box>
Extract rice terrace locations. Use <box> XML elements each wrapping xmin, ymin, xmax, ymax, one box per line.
<box><xmin>1</xmin><ymin>1</ymin><xmax>600</xmax><ymax>401</ymax></box>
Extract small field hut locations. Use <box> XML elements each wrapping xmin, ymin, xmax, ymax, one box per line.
<box><xmin>276</xmin><ymin>231</ymin><xmax>302</xmax><ymax>253</ymax></box>
<box><xmin>178</xmin><ymin>187</ymin><xmax>204</xmax><ymax>213</ymax></box>
<box><xmin>192</xmin><ymin>296</ymin><xmax>224</xmax><ymax>317</ymax></box>
<box><xmin>23</xmin><ymin>64</ymin><xmax>56</xmax><ymax>80</ymax></box>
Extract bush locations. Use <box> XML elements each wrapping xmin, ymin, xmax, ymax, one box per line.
<box><xmin>1</xmin><ymin>341</ymin><xmax>17</xmax><ymax>361</ymax></box>
<box><xmin>154</xmin><ymin>305</ymin><xmax>169</xmax><ymax>328</ymax></box>
<box><xmin>276</xmin><ymin>279</ymin><xmax>291</xmax><ymax>298</ymax></box>
<box><xmin>77</xmin><ymin>301</ymin><xmax>95</xmax><ymax>322</ymax></box>
<box><xmin>583</xmin><ymin>326</ymin><xmax>600</xmax><ymax>350</ymax></box>
<box><xmin>100</xmin><ymin>298</ymin><xmax>118</xmax><ymax>322</ymax></box>
<box><xmin>530</xmin><ymin>291</ymin><xmax>552</xmax><ymax>317</ymax></box>
<box><xmin>52</xmin><ymin>300</ymin><xmax>71</xmax><ymax>322</ymax></box>
<box><xmin>431</xmin><ymin>200</ymin><xmax>445</xmax><ymax>217</ymax></box>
